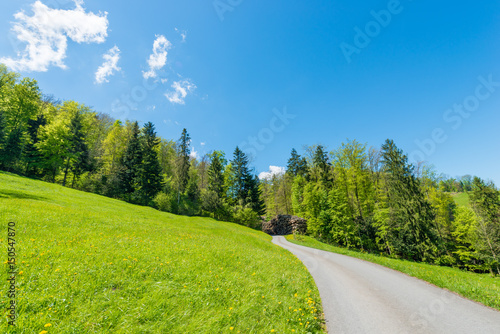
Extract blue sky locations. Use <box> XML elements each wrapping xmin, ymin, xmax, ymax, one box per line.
<box><xmin>1</xmin><ymin>0</ymin><xmax>499</xmax><ymax>184</ymax></box>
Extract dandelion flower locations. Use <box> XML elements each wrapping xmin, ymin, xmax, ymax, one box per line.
<box><xmin>44</xmin><ymin>323</ymin><xmax>52</xmax><ymax>327</ymax></box>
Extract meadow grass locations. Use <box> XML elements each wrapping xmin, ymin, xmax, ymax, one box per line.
<box><xmin>286</xmin><ymin>234</ymin><xmax>500</xmax><ymax>311</ymax></box>
<box><xmin>0</xmin><ymin>172</ymin><xmax>325</xmax><ymax>333</ymax></box>
<box><xmin>451</xmin><ymin>192</ymin><xmax>471</xmax><ymax>207</ymax></box>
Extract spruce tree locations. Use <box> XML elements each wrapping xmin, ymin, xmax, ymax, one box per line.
<box><xmin>312</xmin><ymin>145</ymin><xmax>331</xmax><ymax>185</ymax></box>
<box><xmin>287</xmin><ymin>148</ymin><xmax>308</xmax><ymax>178</ymax></box>
<box><xmin>176</xmin><ymin>128</ymin><xmax>191</xmax><ymax>201</ymax></box>
<box><xmin>62</xmin><ymin>110</ymin><xmax>89</xmax><ymax>187</ymax></box>
<box><xmin>207</xmin><ymin>150</ymin><xmax>226</xmax><ymax>198</ymax></box>
<box><xmin>137</xmin><ymin>122</ymin><xmax>163</xmax><ymax>205</ymax></box>
<box><xmin>0</xmin><ymin>127</ymin><xmax>22</xmax><ymax>171</ymax></box>
<box><xmin>248</xmin><ymin>175</ymin><xmax>266</xmax><ymax>215</ymax></box>
<box><xmin>231</xmin><ymin>146</ymin><xmax>253</xmax><ymax>204</ymax></box>
<box><xmin>24</xmin><ymin>114</ymin><xmax>47</xmax><ymax>177</ymax></box>
<box><xmin>381</xmin><ymin>139</ymin><xmax>439</xmax><ymax>261</ymax></box>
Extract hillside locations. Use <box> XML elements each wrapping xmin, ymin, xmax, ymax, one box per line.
<box><xmin>452</xmin><ymin>192</ymin><xmax>471</xmax><ymax>207</ymax></box>
<box><xmin>0</xmin><ymin>172</ymin><xmax>324</xmax><ymax>333</ymax></box>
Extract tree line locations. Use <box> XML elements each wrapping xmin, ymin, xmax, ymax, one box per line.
<box><xmin>2</xmin><ymin>64</ymin><xmax>499</xmax><ymax>275</ymax></box>
<box><xmin>260</xmin><ymin>141</ymin><xmax>500</xmax><ymax>275</ymax></box>
<box><xmin>0</xmin><ymin>64</ymin><xmax>264</xmax><ymax>228</ymax></box>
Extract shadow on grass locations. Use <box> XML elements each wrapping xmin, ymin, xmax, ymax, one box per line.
<box><xmin>0</xmin><ymin>189</ymin><xmax>47</xmax><ymax>201</ymax></box>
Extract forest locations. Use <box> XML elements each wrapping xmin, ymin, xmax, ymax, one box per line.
<box><xmin>1</xmin><ymin>64</ymin><xmax>500</xmax><ymax>275</ymax></box>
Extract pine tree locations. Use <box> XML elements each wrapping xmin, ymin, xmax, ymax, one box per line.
<box><xmin>176</xmin><ymin>128</ymin><xmax>191</xmax><ymax>201</ymax></box>
<box><xmin>312</xmin><ymin>145</ymin><xmax>331</xmax><ymax>185</ymax></box>
<box><xmin>287</xmin><ymin>148</ymin><xmax>308</xmax><ymax>178</ymax></box>
<box><xmin>62</xmin><ymin>109</ymin><xmax>89</xmax><ymax>187</ymax></box>
<box><xmin>24</xmin><ymin>114</ymin><xmax>47</xmax><ymax>177</ymax></box>
<box><xmin>118</xmin><ymin>121</ymin><xmax>143</xmax><ymax>201</ymax></box>
<box><xmin>381</xmin><ymin>139</ymin><xmax>439</xmax><ymax>261</ymax></box>
<box><xmin>137</xmin><ymin>122</ymin><xmax>163</xmax><ymax>205</ymax></box>
<box><xmin>207</xmin><ymin>150</ymin><xmax>226</xmax><ymax>198</ymax></box>
<box><xmin>0</xmin><ymin>127</ymin><xmax>23</xmax><ymax>171</ymax></box>
<box><xmin>231</xmin><ymin>146</ymin><xmax>253</xmax><ymax>204</ymax></box>
<box><xmin>202</xmin><ymin>152</ymin><xmax>226</xmax><ymax>218</ymax></box>
<box><xmin>248</xmin><ymin>175</ymin><xmax>266</xmax><ymax>216</ymax></box>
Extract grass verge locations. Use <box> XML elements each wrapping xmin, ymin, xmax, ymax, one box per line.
<box><xmin>0</xmin><ymin>172</ymin><xmax>324</xmax><ymax>333</ymax></box>
<box><xmin>286</xmin><ymin>234</ymin><xmax>500</xmax><ymax>311</ymax></box>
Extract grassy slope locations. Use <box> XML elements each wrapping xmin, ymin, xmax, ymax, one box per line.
<box><xmin>0</xmin><ymin>173</ymin><xmax>324</xmax><ymax>334</ymax></box>
<box><xmin>451</xmin><ymin>192</ymin><xmax>471</xmax><ymax>207</ymax></box>
<box><xmin>286</xmin><ymin>235</ymin><xmax>500</xmax><ymax>311</ymax></box>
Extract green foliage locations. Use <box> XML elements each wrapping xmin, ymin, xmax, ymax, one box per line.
<box><xmin>153</xmin><ymin>191</ymin><xmax>175</xmax><ymax>212</ymax></box>
<box><xmin>381</xmin><ymin>139</ymin><xmax>440</xmax><ymax>261</ymax></box>
<box><xmin>260</xmin><ymin>173</ymin><xmax>293</xmax><ymax>219</ymax></box>
<box><xmin>291</xmin><ymin>175</ymin><xmax>307</xmax><ymax>216</ymax></box>
<box><xmin>101</xmin><ymin>120</ymin><xmax>127</xmax><ymax>175</ymax></box>
<box><xmin>118</xmin><ymin>121</ymin><xmax>142</xmax><ymax>201</ymax></box>
<box><xmin>287</xmin><ymin>148</ymin><xmax>308</xmax><ymax>178</ymax></box>
<box><xmin>231</xmin><ymin>146</ymin><xmax>253</xmax><ymax>203</ymax></box>
<box><xmin>452</xmin><ymin>206</ymin><xmax>483</xmax><ymax>271</ymax></box>
<box><xmin>0</xmin><ymin>111</ymin><xmax>5</xmax><ymax>150</ymax></box>
<box><xmin>232</xmin><ymin>205</ymin><xmax>262</xmax><ymax>229</ymax></box>
<box><xmin>310</xmin><ymin>145</ymin><xmax>331</xmax><ymax>185</ymax></box>
<box><xmin>23</xmin><ymin>114</ymin><xmax>47</xmax><ymax>176</ymax></box>
<box><xmin>176</xmin><ymin>128</ymin><xmax>191</xmax><ymax>194</ymax></box>
<box><xmin>36</xmin><ymin>114</ymin><xmax>72</xmax><ymax>181</ymax></box>
<box><xmin>0</xmin><ymin>127</ymin><xmax>23</xmax><ymax>170</ymax></box>
<box><xmin>207</xmin><ymin>150</ymin><xmax>226</xmax><ymax>198</ymax></box>
<box><xmin>470</xmin><ymin>177</ymin><xmax>500</xmax><ymax>275</ymax></box>
<box><xmin>136</xmin><ymin>122</ymin><xmax>163</xmax><ymax>205</ymax></box>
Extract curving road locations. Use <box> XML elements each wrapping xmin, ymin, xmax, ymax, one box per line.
<box><xmin>272</xmin><ymin>236</ymin><xmax>500</xmax><ymax>334</ymax></box>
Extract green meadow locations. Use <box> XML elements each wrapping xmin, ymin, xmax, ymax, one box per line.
<box><xmin>452</xmin><ymin>192</ymin><xmax>471</xmax><ymax>207</ymax></box>
<box><xmin>0</xmin><ymin>172</ymin><xmax>324</xmax><ymax>333</ymax></box>
<box><xmin>287</xmin><ymin>235</ymin><xmax>500</xmax><ymax>311</ymax></box>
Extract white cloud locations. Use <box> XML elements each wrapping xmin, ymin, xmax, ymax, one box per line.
<box><xmin>165</xmin><ymin>79</ymin><xmax>196</xmax><ymax>105</ymax></box>
<box><xmin>189</xmin><ymin>147</ymin><xmax>198</xmax><ymax>160</ymax></box>
<box><xmin>0</xmin><ymin>0</ymin><xmax>108</xmax><ymax>72</ymax></box>
<box><xmin>200</xmin><ymin>142</ymin><xmax>206</xmax><ymax>146</ymax></box>
<box><xmin>94</xmin><ymin>45</ymin><xmax>120</xmax><ymax>84</ymax></box>
<box><xmin>259</xmin><ymin>166</ymin><xmax>286</xmax><ymax>180</ymax></box>
<box><xmin>175</xmin><ymin>28</ymin><xmax>187</xmax><ymax>42</ymax></box>
<box><xmin>163</xmin><ymin>119</ymin><xmax>180</xmax><ymax>125</ymax></box>
<box><xmin>142</xmin><ymin>35</ymin><xmax>171</xmax><ymax>79</ymax></box>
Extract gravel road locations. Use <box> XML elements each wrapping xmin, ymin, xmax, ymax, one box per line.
<box><xmin>272</xmin><ymin>236</ymin><xmax>500</xmax><ymax>334</ymax></box>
